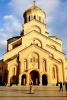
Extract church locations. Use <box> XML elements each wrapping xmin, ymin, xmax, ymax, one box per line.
<box><xmin>0</xmin><ymin>1</ymin><xmax>67</xmax><ymax>86</ymax></box>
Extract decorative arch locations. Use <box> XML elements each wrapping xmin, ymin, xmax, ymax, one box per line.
<box><xmin>21</xmin><ymin>74</ymin><xmax>26</xmax><ymax>85</ymax></box>
<box><xmin>27</xmin><ymin>52</ymin><xmax>39</xmax><ymax>68</ymax></box>
<box><xmin>52</xmin><ymin>67</ymin><xmax>55</xmax><ymax>78</ymax></box>
<box><xmin>58</xmin><ymin>59</ymin><xmax>63</xmax><ymax>63</ymax></box>
<box><xmin>42</xmin><ymin>59</ymin><xmax>46</xmax><ymax>72</ymax></box>
<box><xmin>20</xmin><ymin>58</ymin><xmax>28</xmax><ymax>71</ymax></box>
<box><xmin>9</xmin><ymin>64</ymin><xmax>17</xmax><ymax>86</ymax></box>
<box><xmin>9</xmin><ymin>64</ymin><xmax>17</xmax><ymax>76</ymax></box>
<box><xmin>27</xmin><ymin>52</ymin><xmax>39</xmax><ymax>62</ymax></box>
<box><xmin>26</xmin><ymin>25</ymin><xmax>41</xmax><ymax>33</ymax></box>
<box><xmin>25</xmin><ymin>38</ymin><xmax>42</xmax><ymax>47</ymax></box>
<box><xmin>49</xmin><ymin>53</ymin><xmax>54</xmax><ymax>58</ymax></box>
<box><xmin>29</xmin><ymin>70</ymin><xmax>39</xmax><ymax>85</ymax></box>
<box><xmin>23</xmin><ymin>59</ymin><xmax>27</xmax><ymax>70</ymax></box>
<box><xmin>51</xmin><ymin>45</ymin><xmax>56</xmax><ymax>49</ymax></box>
<box><xmin>49</xmin><ymin>64</ymin><xmax>58</xmax><ymax>84</ymax></box>
<box><xmin>58</xmin><ymin>59</ymin><xmax>64</xmax><ymax>82</ymax></box>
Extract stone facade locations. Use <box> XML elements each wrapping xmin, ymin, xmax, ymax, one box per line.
<box><xmin>0</xmin><ymin>4</ymin><xmax>67</xmax><ymax>86</ymax></box>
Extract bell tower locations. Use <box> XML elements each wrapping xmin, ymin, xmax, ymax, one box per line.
<box><xmin>22</xmin><ymin>1</ymin><xmax>49</xmax><ymax>36</ymax></box>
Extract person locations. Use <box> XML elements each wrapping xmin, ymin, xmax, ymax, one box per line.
<box><xmin>4</xmin><ymin>82</ymin><xmax>7</xmax><ymax>86</ymax></box>
<box><xmin>65</xmin><ymin>81</ymin><xmax>67</xmax><ymax>94</ymax></box>
<box><xmin>59</xmin><ymin>81</ymin><xmax>63</xmax><ymax>92</ymax></box>
<box><xmin>29</xmin><ymin>79</ymin><xmax>34</xmax><ymax>94</ymax></box>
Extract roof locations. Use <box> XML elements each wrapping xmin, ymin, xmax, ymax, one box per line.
<box><xmin>24</xmin><ymin>5</ymin><xmax>45</xmax><ymax>14</ymax></box>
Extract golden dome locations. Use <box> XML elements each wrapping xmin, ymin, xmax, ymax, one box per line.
<box><xmin>23</xmin><ymin>5</ymin><xmax>46</xmax><ymax>23</ymax></box>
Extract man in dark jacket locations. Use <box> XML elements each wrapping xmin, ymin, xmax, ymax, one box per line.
<box><xmin>59</xmin><ymin>82</ymin><xmax>63</xmax><ymax>92</ymax></box>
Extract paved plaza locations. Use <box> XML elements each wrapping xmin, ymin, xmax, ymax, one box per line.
<box><xmin>0</xmin><ymin>86</ymin><xmax>67</xmax><ymax>100</ymax></box>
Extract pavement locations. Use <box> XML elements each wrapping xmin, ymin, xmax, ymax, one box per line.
<box><xmin>0</xmin><ymin>86</ymin><xmax>67</xmax><ymax>100</ymax></box>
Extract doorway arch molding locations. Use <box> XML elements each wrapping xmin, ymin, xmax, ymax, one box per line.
<box><xmin>28</xmin><ymin>68</ymin><xmax>40</xmax><ymax>75</ymax></box>
<box><xmin>28</xmin><ymin>68</ymin><xmax>40</xmax><ymax>85</ymax></box>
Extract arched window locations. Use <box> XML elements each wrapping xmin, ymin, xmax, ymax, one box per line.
<box><xmin>24</xmin><ymin>59</ymin><xmax>27</xmax><ymax>70</ymax></box>
<box><xmin>29</xmin><ymin>16</ymin><xmax>30</xmax><ymax>21</ymax></box>
<box><xmin>30</xmin><ymin>57</ymin><xmax>35</xmax><ymax>62</ymax></box>
<box><xmin>34</xmin><ymin>15</ymin><xmax>36</xmax><ymax>19</ymax></box>
<box><xmin>39</xmin><ymin>16</ymin><xmax>41</xmax><ymax>22</ymax></box>
<box><xmin>33</xmin><ymin>57</ymin><xmax>35</xmax><ymax>62</ymax></box>
<box><xmin>10</xmin><ymin>66</ymin><xmax>16</xmax><ymax>76</ymax></box>
<box><xmin>42</xmin><ymin>60</ymin><xmax>46</xmax><ymax>72</ymax></box>
<box><xmin>29</xmin><ymin>53</ymin><xmax>39</xmax><ymax>63</ymax></box>
<box><xmin>51</xmin><ymin>45</ymin><xmax>56</xmax><ymax>49</ymax></box>
<box><xmin>24</xmin><ymin>17</ymin><xmax>27</xmax><ymax>23</ymax></box>
<box><xmin>30</xmin><ymin>58</ymin><xmax>32</xmax><ymax>62</ymax></box>
<box><xmin>52</xmin><ymin>67</ymin><xmax>55</xmax><ymax>78</ymax></box>
<box><xmin>13</xmin><ymin>67</ymin><xmax>15</xmax><ymax>75</ymax></box>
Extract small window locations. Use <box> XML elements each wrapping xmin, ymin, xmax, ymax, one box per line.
<box><xmin>53</xmin><ymin>67</ymin><xmax>55</xmax><ymax>78</ymax></box>
<box><xmin>30</xmin><ymin>58</ymin><xmax>32</xmax><ymax>62</ymax></box>
<box><xmin>39</xmin><ymin>16</ymin><xmax>41</xmax><ymax>22</ymax></box>
<box><xmin>42</xmin><ymin>60</ymin><xmax>46</xmax><ymax>72</ymax></box>
<box><xmin>29</xmin><ymin>16</ymin><xmax>30</xmax><ymax>21</ymax></box>
<box><xmin>24</xmin><ymin>18</ymin><xmax>27</xmax><ymax>23</ymax></box>
<box><xmin>33</xmin><ymin>57</ymin><xmax>35</xmax><ymax>62</ymax></box>
<box><xmin>34</xmin><ymin>15</ymin><xmax>36</xmax><ymax>19</ymax></box>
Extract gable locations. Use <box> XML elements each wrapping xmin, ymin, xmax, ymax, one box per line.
<box><xmin>19</xmin><ymin>44</ymin><xmax>61</xmax><ymax>64</ymax></box>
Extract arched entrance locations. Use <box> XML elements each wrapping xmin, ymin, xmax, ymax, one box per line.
<box><xmin>10</xmin><ymin>75</ymin><xmax>16</xmax><ymax>86</ymax></box>
<box><xmin>30</xmin><ymin>70</ymin><xmax>39</xmax><ymax>85</ymax></box>
<box><xmin>42</xmin><ymin>74</ymin><xmax>48</xmax><ymax>85</ymax></box>
<box><xmin>21</xmin><ymin>74</ymin><xmax>26</xmax><ymax>85</ymax></box>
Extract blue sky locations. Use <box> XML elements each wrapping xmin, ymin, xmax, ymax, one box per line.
<box><xmin>0</xmin><ymin>0</ymin><xmax>67</xmax><ymax>59</ymax></box>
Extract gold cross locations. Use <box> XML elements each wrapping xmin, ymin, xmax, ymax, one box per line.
<box><xmin>33</xmin><ymin>0</ymin><xmax>36</xmax><ymax>6</ymax></box>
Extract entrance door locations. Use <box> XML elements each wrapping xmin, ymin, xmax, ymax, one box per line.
<box><xmin>10</xmin><ymin>75</ymin><xmax>16</xmax><ymax>86</ymax></box>
<box><xmin>30</xmin><ymin>70</ymin><xmax>39</xmax><ymax>85</ymax></box>
<box><xmin>22</xmin><ymin>75</ymin><xmax>26</xmax><ymax>85</ymax></box>
<box><xmin>42</xmin><ymin>74</ymin><xmax>48</xmax><ymax>85</ymax></box>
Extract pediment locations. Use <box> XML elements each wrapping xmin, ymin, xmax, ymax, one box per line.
<box><xmin>23</xmin><ymin>30</ymin><xmax>47</xmax><ymax>39</ymax></box>
<box><xmin>19</xmin><ymin>44</ymin><xmax>61</xmax><ymax>64</ymax></box>
<box><xmin>19</xmin><ymin>44</ymin><xmax>49</xmax><ymax>61</ymax></box>
<box><xmin>22</xmin><ymin>30</ymin><xmax>47</xmax><ymax>44</ymax></box>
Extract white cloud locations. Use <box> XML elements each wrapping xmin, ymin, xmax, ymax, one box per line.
<box><xmin>0</xmin><ymin>15</ymin><xmax>22</xmax><ymax>41</ymax></box>
<box><xmin>8</xmin><ymin>0</ymin><xmax>67</xmax><ymax>34</ymax></box>
<box><xmin>8</xmin><ymin>0</ymin><xmax>32</xmax><ymax>17</ymax></box>
<box><xmin>3</xmin><ymin>15</ymin><xmax>22</xmax><ymax>35</ymax></box>
<box><xmin>0</xmin><ymin>15</ymin><xmax>22</xmax><ymax>58</ymax></box>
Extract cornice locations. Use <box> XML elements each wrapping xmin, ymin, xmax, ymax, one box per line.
<box><xmin>23</xmin><ymin>19</ymin><xmax>46</xmax><ymax>26</ymax></box>
<box><xmin>22</xmin><ymin>29</ymin><xmax>61</xmax><ymax>46</ymax></box>
<box><xmin>19</xmin><ymin>44</ymin><xmax>62</xmax><ymax>64</ymax></box>
<box><xmin>46</xmin><ymin>44</ymin><xmax>65</xmax><ymax>56</ymax></box>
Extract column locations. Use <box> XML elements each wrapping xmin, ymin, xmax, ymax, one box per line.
<box><xmin>7</xmin><ymin>68</ymin><xmax>11</xmax><ymax>86</ymax></box>
<box><xmin>39</xmin><ymin>58</ymin><xmax>42</xmax><ymax>71</ymax></box>
<box><xmin>7</xmin><ymin>76</ymin><xmax>10</xmax><ymax>86</ymax></box>
<box><xmin>18</xmin><ymin>75</ymin><xmax>21</xmax><ymax>86</ymax></box>
<box><xmin>26</xmin><ymin>73</ymin><xmax>29</xmax><ymax>85</ymax></box>
<box><xmin>39</xmin><ymin>74</ymin><xmax>42</xmax><ymax>86</ymax></box>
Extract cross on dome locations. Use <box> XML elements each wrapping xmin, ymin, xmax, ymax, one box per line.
<box><xmin>33</xmin><ymin>0</ymin><xmax>36</xmax><ymax>6</ymax></box>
